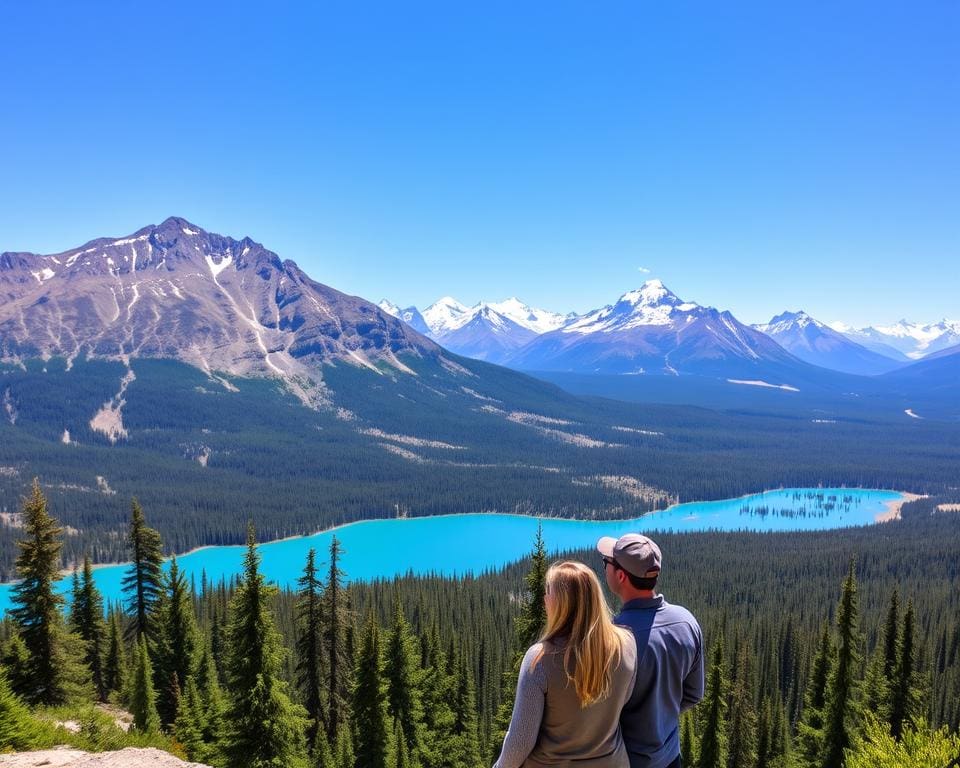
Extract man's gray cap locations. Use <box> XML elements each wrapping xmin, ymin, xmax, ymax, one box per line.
<box><xmin>596</xmin><ymin>533</ymin><xmax>662</xmax><ymax>578</ymax></box>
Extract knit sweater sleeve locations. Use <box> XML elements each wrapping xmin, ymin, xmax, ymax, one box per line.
<box><xmin>493</xmin><ymin>643</ymin><xmax>548</xmax><ymax>768</ymax></box>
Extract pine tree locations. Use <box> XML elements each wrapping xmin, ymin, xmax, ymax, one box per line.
<box><xmin>385</xmin><ymin>595</ymin><xmax>425</xmax><ymax>759</ymax></box>
<box><xmin>70</xmin><ymin>556</ymin><xmax>108</xmax><ymax>701</ymax></box>
<box><xmin>295</xmin><ymin>548</ymin><xmax>325</xmax><ymax>749</ymax></box>
<box><xmin>419</xmin><ymin>625</ymin><xmax>455</xmax><ymax>768</ymax></box>
<box><xmin>680</xmin><ymin>711</ymin><xmax>697</xmax><ymax>768</ymax></box>
<box><xmin>353</xmin><ymin>614</ymin><xmax>392</xmax><ymax>768</ymax></box>
<box><xmin>10</xmin><ymin>479</ymin><xmax>88</xmax><ymax>706</ymax></box>
<box><xmin>515</xmin><ymin>523</ymin><xmax>548</xmax><ymax>649</ymax></box>
<box><xmin>451</xmin><ymin>653</ymin><xmax>483</xmax><ymax>768</ymax></box>
<box><xmin>726</xmin><ymin>641</ymin><xmax>757</xmax><ymax>768</ymax></box>
<box><xmin>697</xmin><ymin>636</ymin><xmax>728</xmax><ymax>768</ymax></box>
<box><xmin>155</xmin><ymin>556</ymin><xmax>198</xmax><ymax>726</ymax></box>
<box><xmin>493</xmin><ymin>526</ymin><xmax>548</xmax><ymax>752</ymax></box>
<box><xmin>313</xmin><ymin>727</ymin><xmax>335</xmax><ymax>768</ymax></box>
<box><xmin>103</xmin><ymin>610</ymin><xmax>127</xmax><ymax>700</ymax></box>
<box><xmin>174</xmin><ymin>676</ymin><xmax>207</xmax><ymax>762</ymax></box>
<box><xmin>0</xmin><ymin>633</ymin><xmax>33</xmax><ymax>700</ymax></box>
<box><xmin>889</xmin><ymin>600</ymin><xmax>922</xmax><ymax>740</ymax></box>
<box><xmin>864</xmin><ymin>588</ymin><xmax>900</xmax><ymax>722</ymax></box>
<box><xmin>324</xmin><ymin>535</ymin><xmax>352</xmax><ymax>742</ymax></box>
<box><xmin>196</xmin><ymin>639</ymin><xmax>225</xmax><ymax>751</ymax></box>
<box><xmin>121</xmin><ymin>498</ymin><xmax>164</xmax><ymax>644</ymax></box>
<box><xmin>131</xmin><ymin>634</ymin><xmax>160</xmax><ymax>733</ymax></box>
<box><xmin>0</xmin><ymin>671</ymin><xmax>37</xmax><ymax>751</ymax></box>
<box><xmin>222</xmin><ymin>523</ymin><xmax>308</xmax><ymax>768</ymax></box>
<box><xmin>821</xmin><ymin>561</ymin><xmax>863</xmax><ymax>768</ymax></box>
<box><xmin>335</xmin><ymin>727</ymin><xmax>355</xmax><ymax>768</ymax></box>
<box><xmin>797</xmin><ymin>623</ymin><xmax>833</xmax><ymax>763</ymax></box>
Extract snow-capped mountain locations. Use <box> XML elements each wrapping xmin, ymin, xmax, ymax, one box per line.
<box><xmin>830</xmin><ymin>320</ymin><xmax>960</xmax><ymax>360</ymax></box>
<box><xmin>506</xmin><ymin>280</ymin><xmax>805</xmax><ymax>381</ymax></box>
<box><xmin>754</xmin><ymin>311</ymin><xmax>904</xmax><ymax>376</ymax></box>
<box><xmin>379</xmin><ymin>295</ymin><xmax>575</xmax><ymax>364</ymax></box>
<box><xmin>0</xmin><ymin>217</ymin><xmax>440</xmax><ymax>404</ymax></box>
<box><xmin>377</xmin><ymin>300</ymin><xmax>431</xmax><ymax>335</ymax></box>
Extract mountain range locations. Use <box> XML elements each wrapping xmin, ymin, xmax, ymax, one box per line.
<box><xmin>383</xmin><ymin>284</ymin><xmax>959</xmax><ymax>380</ymax></box>
<box><xmin>2</xmin><ymin>218</ymin><xmax>957</xmax><ymax>418</ymax></box>
<box><xmin>1</xmin><ymin>217</ymin><xmax>958</xmax><ymax>577</ymax></box>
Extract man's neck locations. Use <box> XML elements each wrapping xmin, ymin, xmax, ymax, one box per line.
<box><xmin>619</xmin><ymin>587</ymin><xmax>656</xmax><ymax>604</ymax></box>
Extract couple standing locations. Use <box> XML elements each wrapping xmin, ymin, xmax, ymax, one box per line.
<box><xmin>494</xmin><ymin>534</ymin><xmax>704</xmax><ymax>768</ymax></box>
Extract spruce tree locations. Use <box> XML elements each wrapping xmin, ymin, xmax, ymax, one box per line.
<box><xmin>196</xmin><ymin>639</ymin><xmax>225</xmax><ymax>753</ymax></box>
<box><xmin>821</xmin><ymin>561</ymin><xmax>863</xmax><ymax>768</ymax></box>
<box><xmin>385</xmin><ymin>595</ymin><xmax>425</xmax><ymax>759</ymax></box>
<box><xmin>451</xmin><ymin>653</ymin><xmax>483</xmax><ymax>768</ymax></box>
<box><xmin>103</xmin><ymin>610</ymin><xmax>127</xmax><ymax>700</ymax></box>
<box><xmin>10</xmin><ymin>479</ymin><xmax>88</xmax><ymax>706</ymax></box>
<box><xmin>121</xmin><ymin>498</ymin><xmax>164</xmax><ymax>644</ymax></box>
<box><xmin>726</xmin><ymin>641</ymin><xmax>757</xmax><ymax>768</ymax></box>
<box><xmin>324</xmin><ymin>535</ymin><xmax>352</xmax><ymax>742</ymax></box>
<box><xmin>131</xmin><ymin>634</ymin><xmax>160</xmax><ymax>733</ymax></box>
<box><xmin>174</xmin><ymin>676</ymin><xmax>207</xmax><ymax>762</ymax></box>
<box><xmin>70</xmin><ymin>556</ymin><xmax>108</xmax><ymax>701</ymax></box>
<box><xmin>156</xmin><ymin>556</ymin><xmax>198</xmax><ymax>726</ymax></box>
<box><xmin>419</xmin><ymin>625</ymin><xmax>455</xmax><ymax>768</ymax></box>
<box><xmin>797</xmin><ymin>623</ymin><xmax>833</xmax><ymax>763</ymax></box>
<box><xmin>493</xmin><ymin>526</ymin><xmax>548</xmax><ymax>751</ymax></box>
<box><xmin>680</xmin><ymin>711</ymin><xmax>697</xmax><ymax>768</ymax></box>
<box><xmin>353</xmin><ymin>614</ymin><xmax>392</xmax><ymax>768</ymax></box>
<box><xmin>0</xmin><ymin>671</ymin><xmax>37</xmax><ymax>752</ymax></box>
<box><xmin>889</xmin><ymin>600</ymin><xmax>922</xmax><ymax>740</ymax></box>
<box><xmin>864</xmin><ymin>588</ymin><xmax>900</xmax><ymax>722</ymax></box>
<box><xmin>696</xmin><ymin>636</ymin><xmax>728</xmax><ymax>768</ymax></box>
<box><xmin>223</xmin><ymin>524</ymin><xmax>308</xmax><ymax>768</ymax></box>
<box><xmin>295</xmin><ymin>548</ymin><xmax>325</xmax><ymax>748</ymax></box>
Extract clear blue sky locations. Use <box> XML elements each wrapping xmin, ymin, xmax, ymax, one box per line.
<box><xmin>2</xmin><ymin>1</ymin><xmax>957</xmax><ymax>326</ymax></box>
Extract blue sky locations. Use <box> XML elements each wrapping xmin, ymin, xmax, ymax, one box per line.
<box><xmin>1</xmin><ymin>1</ymin><xmax>957</xmax><ymax>326</ymax></box>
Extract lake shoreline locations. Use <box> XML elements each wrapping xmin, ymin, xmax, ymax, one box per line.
<box><xmin>36</xmin><ymin>486</ymin><xmax>914</xmax><ymax>585</ymax></box>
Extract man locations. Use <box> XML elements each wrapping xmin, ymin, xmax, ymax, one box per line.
<box><xmin>597</xmin><ymin>533</ymin><xmax>704</xmax><ymax>768</ymax></box>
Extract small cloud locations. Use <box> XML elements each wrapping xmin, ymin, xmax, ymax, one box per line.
<box><xmin>637</xmin><ymin>266</ymin><xmax>651</xmax><ymax>274</ymax></box>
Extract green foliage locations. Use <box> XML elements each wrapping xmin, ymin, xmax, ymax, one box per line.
<box><xmin>295</xmin><ymin>547</ymin><xmax>325</xmax><ymax>749</ymax></box>
<box><xmin>821</xmin><ymin>561</ymin><xmax>863</xmax><ymax>768</ymax></box>
<box><xmin>223</xmin><ymin>524</ymin><xmax>308</xmax><ymax>768</ymax></box>
<box><xmin>384</xmin><ymin>596</ymin><xmax>424</xmax><ymax>759</ymax></box>
<box><xmin>121</xmin><ymin>499</ymin><xmax>164</xmax><ymax>644</ymax></box>
<box><xmin>10</xmin><ymin>479</ymin><xmax>90</xmax><ymax>706</ymax></box>
<box><xmin>352</xmin><ymin>615</ymin><xmax>391</xmax><ymax>768</ymax></box>
<box><xmin>70</xmin><ymin>557</ymin><xmax>107</xmax><ymax>701</ymax></box>
<box><xmin>103</xmin><ymin>610</ymin><xmax>127</xmax><ymax>701</ymax></box>
<box><xmin>0</xmin><ymin>670</ymin><xmax>38</xmax><ymax>751</ymax></box>
<box><xmin>324</xmin><ymin>535</ymin><xmax>352</xmax><ymax>743</ymax></box>
<box><xmin>155</xmin><ymin>556</ymin><xmax>198</xmax><ymax>727</ymax></box>
<box><xmin>845</xmin><ymin>716</ymin><xmax>960</xmax><ymax>768</ymax></box>
<box><xmin>130</xmin><ymin>634</ymin><xmax>160</xmax><ymax>733</ymax></box>
<box><xmin>697</xmin><ymin>635</ymin><xmax>728</xmax><ymax>768</ymax></box>
<box><xmin>797</xmin><ymin>624</ymin><xmax>832</xmax><ymax>763</ymax></box>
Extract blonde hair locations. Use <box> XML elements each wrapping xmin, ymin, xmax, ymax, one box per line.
<box><xmin>535</xmin><ymin>560</ymin><xmax>629</xmax><ymax>707</ymax></box>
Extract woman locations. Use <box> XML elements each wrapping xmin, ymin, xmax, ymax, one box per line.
<box><xmin>494</xmin><ymin>560</ymin><xmax>638</xmax><ymax>768</ymax></box>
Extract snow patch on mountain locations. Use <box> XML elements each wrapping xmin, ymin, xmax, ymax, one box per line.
<box><xmin>727</xmin><ymin>379</ymin><xmax>800</xmax><ymax>392</ymax></box>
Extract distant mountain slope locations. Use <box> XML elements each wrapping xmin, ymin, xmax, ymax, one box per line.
<box><xmin>754</xmin><ymin>311</ymin><xmax>904</xmax><ymax>375</ymax></box>
<box><xmin>0</xmin><ymin>217</ymin><xmax>440</xmax><ymax>404</ymax></box>
<box><xmin>832</xmin><ymin>319</ymin><xmax>960</xmax><ymax>360</ymax></box>
<box><xmin>380</xmin><ymin>295</ymin><xmax>573</xmax><ymax>363</ymax></box>
<box><xmin>378</xmin><ymin>300</ymin><xmax>431</xmax><ymax>335</ymax></box>
<box><xmin>880</xmin><ymin>341</ymin><xmax>960</xmax><ymax>392</ymax></box>
<box><xmin>507</xmin><ymin>281</ymin><xmax>810</xmax><ymax>382</ymax></box>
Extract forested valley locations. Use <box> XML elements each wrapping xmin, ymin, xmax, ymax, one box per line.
<box><xmin>3</xmin><ymin>357</ymin><xmax>959</xmax><ymax>581</ymax></box>
<box><xmin>2</xmin><ymin>483</ymin><xmax>959</xmax><ymax>766</ymax></box>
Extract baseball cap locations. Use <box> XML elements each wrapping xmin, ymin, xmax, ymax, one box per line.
<box><xmin>596</xmin><ymin>533</ymin><xmax>662</xmax><ymax>578</ymax></box>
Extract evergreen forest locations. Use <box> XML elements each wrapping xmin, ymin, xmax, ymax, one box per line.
<box><xmin>2</xmin><ymin>482</ymin><xmax>959</xmax><ymax>766</ymax></box>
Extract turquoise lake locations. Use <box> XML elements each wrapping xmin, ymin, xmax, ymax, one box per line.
<box><xmin>0</xmin><ymin>488</ymin><xmax>903</xmax><ymax>614</ymax></box>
